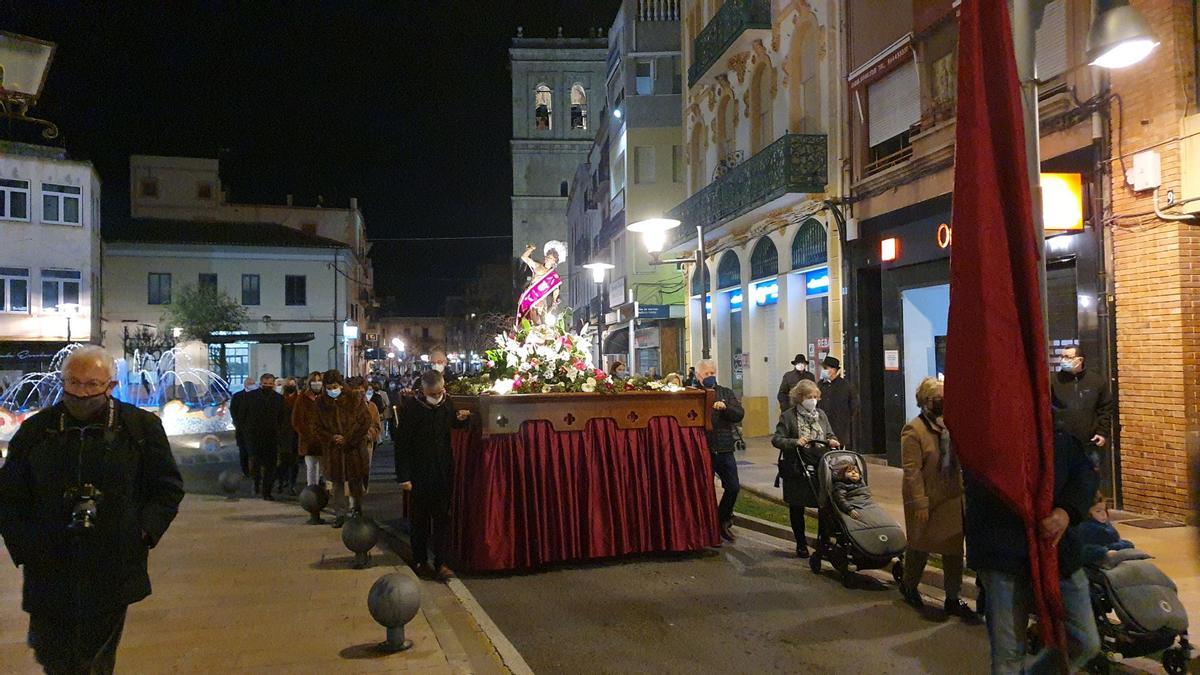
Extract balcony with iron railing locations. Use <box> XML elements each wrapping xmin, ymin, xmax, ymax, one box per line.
<box><xmin>687</xmin><ymin>0</ymin><xmax>771</xmax><ymax>87</ymax></box>
<box><xmin>667</xmin><ymin>134</ymin><xmax>827</xmax><ymax>246</ymax></box>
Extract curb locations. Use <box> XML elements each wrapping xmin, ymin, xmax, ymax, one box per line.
<box><xmin>736</xmin><ymin>484</ymin><xmax>979</xmax><ymax>602</ymax></box>
<box><xmin>375</xmin><ymin>519</ymin><xmax>533</xmax><ymax>675</ymax></box>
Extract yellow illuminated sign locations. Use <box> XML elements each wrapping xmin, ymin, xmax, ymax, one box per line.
<box><xmin>1041</xmin><ymin>173</ymin><xmax>1085</xmax><ymax>232</ymax></box>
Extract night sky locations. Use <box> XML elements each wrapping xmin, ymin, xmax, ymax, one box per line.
<box><xmin>2</xmin><ymin>0</ymin><xmax>620</xmax><ymax>315</ymax></box>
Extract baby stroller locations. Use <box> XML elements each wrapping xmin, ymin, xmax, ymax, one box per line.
<box><xmin>799</xmin><ymin>441</ymin><xmax>907</xmax><ymax>587</ymax></box>
<box><xmin>1086</xmin><ymin>549</ymin><xmax>1191</xmax><ymax>673</ymax></box>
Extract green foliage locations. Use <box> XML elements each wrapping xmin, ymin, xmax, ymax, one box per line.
<box><xmin>161</xmin><ymin>284</ymin><xmax>248</xmax><ymax>342</ymax></box>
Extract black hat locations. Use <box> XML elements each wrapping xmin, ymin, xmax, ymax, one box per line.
<box><xmin>822</xmin><ymin>356</ymin><xmax>841</xmax><ymax>370</ymax></box>
<box><xmin>791</xmin><ymin>354</ymin><xmax>808</xmax><ymax>366</ymax></box>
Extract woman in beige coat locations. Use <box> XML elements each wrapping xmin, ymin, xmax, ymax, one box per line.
<box><xmin>899</xmin><ymin>377</ymin><xmax>975</xmax><ymax>621</ymax></box>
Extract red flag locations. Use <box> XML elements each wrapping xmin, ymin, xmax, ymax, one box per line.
<box><xmin>945</xmin><ymin>0</ymin><xmax>1062</xmax><ymax>650</ymax></box>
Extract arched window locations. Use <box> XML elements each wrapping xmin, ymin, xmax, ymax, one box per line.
<box><xmin>791</xmin><ymin>218</ymin><xmax>828</xmax><ymax>269</ymax></box>
<box><xmin>751</xmin><ymin>63</ymin><xmax>774</xmax><ymax>153</ymax></box>
<box><xmin>788</xmin><ymin>22</ymin><xmax>823</xmax><ymax>133</ymax></box>
<box><xmin>749</xmin><ymin>237</ymin><xmax>778</xmax><ymax>279</ymax></box>
<box><xmin>535</xmin><ymin>84</ymin><xmax>553</xmax><ymax>130</ymax></box>
<box><xmin>689</xmin><ymin>122</ymin><xmax>705</xmax><ymax>190</ymax></box>
<box><xmin>717</xmin><ymin>250</ymin><xmax>741</xmax><ymax>289</ymax></box>
<box><xmin>691</xmin><ymin>263</ymin><xmax>711</xmax><ymax>297</ymax></box>
<box><xmin>719</xmin><ymin>95</ymin><xmax>737</xmax><ymax>165</ymax></box>
<box><xmin>570</xmin><ymin>84</ymin><xmax>588</xmax><ymax>130</ymax></box>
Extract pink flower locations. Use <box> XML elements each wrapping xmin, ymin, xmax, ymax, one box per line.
<box><xmin>595</xmin><ymin>370</ymin><xmax>607</xmax><ymax>381</ymax></box>
<box><xmin>574</xmin><ymin>360</ymin><xmax>586</xmax><ymax>371</ymax></box>
<box><xmin>512</xmin><ymin>377</ymin><xmax>523</xmax><ymax>389</ymax></box>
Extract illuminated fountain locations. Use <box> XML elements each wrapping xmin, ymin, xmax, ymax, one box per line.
<box><xmin>0</xmin><ymin>345</ymin><xmax>234</xmax><ymax>441</ymax></box>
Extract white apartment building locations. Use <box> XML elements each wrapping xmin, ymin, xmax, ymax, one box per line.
<box><xmin>0</xmin><ymin>141</ymin><xmax>101</xmax><ymax>382</ymax></box>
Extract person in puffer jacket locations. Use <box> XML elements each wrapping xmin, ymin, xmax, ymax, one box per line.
<box><xmin>831</xmin><ymin>461</ymin><xmax>872</xmax><ymax>520</ymax></box>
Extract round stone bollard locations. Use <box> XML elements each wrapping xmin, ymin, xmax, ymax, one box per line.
<box><xmin>298</xmin><ymin>484</ymin><xmax>329</xmax><ymax>525</ymax></box>
<box><xmin>199</xmin><ymin>434</ymin><xmax>222</xmax><ymax>454</ymax></box>
<box><xmin>341</xmin><ymin>515</ymin><xmax>379</xmax><ymax>569</ymax></box>
<box><xmin>217</xmin><ymin>469</ymin><xmax>241</xmax><ymax>500</ymax></box>
<box><xmin>367</xmin><ymin>572</ymin><xmax>420</xmax><ymax>652</ymax></box>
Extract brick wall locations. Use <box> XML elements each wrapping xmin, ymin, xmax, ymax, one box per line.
<box><xmin>1109</xmin><ymin>0</ymin><xmax>1198</xmax><ymax>520</ymax></box>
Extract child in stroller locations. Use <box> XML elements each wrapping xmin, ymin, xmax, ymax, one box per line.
<box><xmin>806</xmin><ymin>447</ymin><xmax>907</xmax><ymax>587</ymax></box>
<box><xmin>1074</xmin><ymin>494</ymin><xmax>1191</xmax><ymax>673</ymax></box>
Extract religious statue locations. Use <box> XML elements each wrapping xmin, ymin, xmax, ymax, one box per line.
<box><xmin>518</xmin><ymin>240</ymin><xmax>567</xmax><ymax>325</ymax></box>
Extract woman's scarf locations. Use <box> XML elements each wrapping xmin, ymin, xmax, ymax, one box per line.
<box><xmin>930</xmin><ymin>415</ymin><xmax>959</xmax><ymax>478</ymax></box>
<box><xmin>795</xmin><ymin>406</ymin><xmax>825</xmax><ymax>442</ymax></box>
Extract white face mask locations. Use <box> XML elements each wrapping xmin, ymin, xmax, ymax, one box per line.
<box><xmin>801</xmin><ymin>398</ymin><xmax>819</xmax><ymax>412</ymax></box>
<box><xmin>365</xmin><ymin>390</ymin><xmax>374</xmax><ymax>400</ymax></box>
<box><xmin>432</xmin><ymin>363</ymin><xmax>445</xmax><ymax>373</ymax></box>
<box><xmin>794</xmin><ymin>364</ymin><xmax>806</xmax><ymax>372</ymax></box>
<box><xmin>310</xmin><ymin>381</ymin><xmax>323</xmax><ymax>392</ymax></box>
<box><xmin>426</xmin><ymin>392</ymin><xmax>445</xmax><ymax>405</ymax></box>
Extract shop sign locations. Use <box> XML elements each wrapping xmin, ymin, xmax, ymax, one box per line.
<box><xmin>884</xmin><ymin>349</ymin><xmax>900</xmax><ymax>371</ymax></box>
<box><xmin>849</xmin><ymin>39</ymin><xmax>914</xmax><ymax>90</ymax></box>
<box><xmin>636</xmin><ymin>304</ymin><xmax>672</xmax><ymax>320</ymax></box>
<box><xmin>804</xmin><ymin>268</ymin><xmax>830</xmax><ymax>295</ymax></box>
<box><xmin>752</xmin><ymin>280</ymin><xmax>779</xmax><ymax>306</ymax></box>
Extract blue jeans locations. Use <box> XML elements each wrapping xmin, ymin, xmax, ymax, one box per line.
<box><xmin>978</xmin><ymin>568</ymin><xmax>1100</xmax><ymax>674</ymax></box>
<box><xmin>711</xmin><ymin>451</ymin><xmax>740</xmax><ymax>524</ymax></box>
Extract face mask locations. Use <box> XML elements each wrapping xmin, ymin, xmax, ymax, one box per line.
<box><xmin>701</xmin><ymin>376</ymin><xmax>717</xmax><ymax>389</ymax></box>
<box><xmin>245</xmin><ymin>384</ymin><xmax>258</xmax><ymax>391</ymax></box>
<box><xmin>365</xmin><ymin>390</ymin><xmax>374</xmax><ymax>400</ymax></box>
<box><xmin>284</xmin><ymin>386</ymin><xmax>297</xmax><ymax>395</ymax></box>
<box><xmin>794</xmin><ymin>364</ymin><xmax>806</xmax><ymax>372</ymax></box>
<box><xmin>309</xmin><ymin>382</ymin><xmax>323</xmax><ymax>392</ymax></box>
<box><xmin>801</xmin><ymin>398</ymin><xmax>818</xmax><ymax>412</ymax></box>
<box><xmin>432</xmin><ymin>363</ymin><xmax>445</xmax><ymax>373</ymax></box>
<box><xmin>929</xmin><ymin>399</ymin><xmax>944</xmax><ymax>418</ymax></box>
<box><xmin>63</xmin><ymin>392</ymin><xmax>108</xmax><ymax>420</ymax></box>
<box><xmin>1060</xmin><ymin>359</ymin><xmax>1079</xmax><ymax>373</ymax></box>
<box><xmin>273</xmin><ymin>385</ymin><xmax>282</xmax><ymax>394</ymax></box>
<box><xmin>427</xmin><ymin>393</ymin><xmax>445</xmax><ymax>405</ymax></box>
<box><xmin>326</xmin><ymin>387</ymin><xmax>342</xmax><ymax>399</ymax></box>
<box><xmin>821</xmin><ymin>370</ymin><xmax>832</xmax><ymax>382</ymax></box>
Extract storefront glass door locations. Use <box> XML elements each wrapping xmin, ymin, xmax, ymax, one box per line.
<box><xmin>900</xmin><ymin>284</ymin><xmax>950</xmax><ymax>420</ymax></box>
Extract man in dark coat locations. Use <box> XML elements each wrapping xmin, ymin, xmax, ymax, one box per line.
<box><xmin>697</xmin><ymin>359</ymin><xmax>744</xmax><ymax>543</ymax></box>
<box><xmin>243</xmin><ymin>373</ymin><xmax>286</xmax><ymax>500</ymax></box>
<box><xmin>818</xmin><ymin>356</ymin><xmax>856</xmax><ymax>449</ymax></box>
<box><xmin>229</xmin><ymin>376</ymin><xmax>256</xmax><ymax>476</ymax></box>
<box><xmin>964</xmin><ymin>432</ymin><xmax>1101</xmax><ymax>673</ymax></box>
<box><xmin>776</xmin><ymin>353</ymin><xmax>816</xmax><ymax>411</ymax></box>
<box><xmin>0</xmin><ymin>346</ymin><xmax>184</xmax><ymax>674</ymax></box>
<box><xmin>1051</xmin><ymin>346</ymin><xmax>1113</xmax><ymax>472</ymax></box>
<box><xmin>395</xmin><ymin>370</ymin><xmax>470</xmax><ymax>581</ymax></box>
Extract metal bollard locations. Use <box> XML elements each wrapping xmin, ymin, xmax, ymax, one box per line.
<box><xmin>217</xmin><ymin>469</ymin><xmax>241</xmax><ymax>500</ymax></box>
<box><xmin>367</xmin><ymin>572</ymin><xmax>420</xmax><ymax>652</ymax></box>
<box><xmin>298</xmin><ymin>484</ymin><xmax>329</xmax><ymax>525</ymax></box>
<box><xmin>341</xmin><ymin>514</ymin><xmax>379</xmax><ymax>568</ymax></box>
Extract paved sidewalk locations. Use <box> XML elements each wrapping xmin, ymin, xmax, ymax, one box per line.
<box><xmin>0</xmin><ymin>441</ymin><xmax>509</xmax><ymax>674</ymax></box>
<box><xmin>735</xmin><ymin>435</ymin><xmax>1200</xmax><ymax>618</ymax></box>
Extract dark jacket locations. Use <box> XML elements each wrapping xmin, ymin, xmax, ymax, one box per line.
<box><xmin>1051</xmin><ymin>369</ymin><xmax>1113</xmax><ymax>445</ymax></box>
<box><xmin>776</xmin><ymin>369</ymin><xmax>816</xmax><ymax>410</ymax></box>
<box><xmin>771</xmin><ymin>408</ymin><xmax>836</xmax><ymax>507</ymax></box>
<box><xmin>1077</xmin><ymin>519</ymin><xmax>1134</xmax><ymax>566</ymax></box>
<box><xmin>706</xmin><ymin>384</ymin><xmax>744</xmax><ymax>453</ymax></box>
<box><xmin>818</xmin><ymin>376</ymin><xmax>856</xmax><ymax>448</ymax></box>
<box><xmin>279</xmin><ymin>393</ymin><xmax>299</xmax><ymax>458</ymax></box>
<box><xmin>964</xmin><ymin>433</ymin><xmax>1099</xmax><ymax>578</ymax></box>
<box><xmin>394</xmin><ymin>394</ymin><xmax>467</xmax><ymax>489</ymax></box>
<box><xmin>0</xmin><ymin>400</ymin><xmax>184</xmax><ymax>615</ymax></box>
<box><xmin>229</xmin><ymin>388</ymin><xmax>252</xmax><ymax>444</ymax></box>
<box><xmin>243</xmin><ymin>388</ymin><xmax>286</xmax><ymax>461</ymax></box>
<box><xmin>833</xmin><ymin>479</ymin><xmax>872</xmax><ymax>515</ymax></box>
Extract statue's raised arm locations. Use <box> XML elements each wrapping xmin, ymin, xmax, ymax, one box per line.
<box><xmin>517</xmin><ymin>241</ymin><xmax>567</xmax><ymax>325</ymax></box>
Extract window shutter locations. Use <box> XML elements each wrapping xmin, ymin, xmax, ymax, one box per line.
<box><xmin>1035</xmin><ymin>0</ymin><xmax>1067</xmax><ymax>80</ymax></box>
<box><xmin>867</xmin><ymin>61</ymin><xmax>920</xmax><ymax>147</ymax></box>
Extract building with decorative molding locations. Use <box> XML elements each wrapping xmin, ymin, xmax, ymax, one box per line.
<box><xmin>510</xmin><ymin>29</ymin><xmax>608</xmax><ymax>306</ymax></box>
<box><xmin>665</xmin><ymin>0</ymin><xmax>843</xmax><ymax>436</ymax></box>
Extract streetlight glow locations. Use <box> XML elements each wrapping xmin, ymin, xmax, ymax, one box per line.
<box><xmin>582</xmin><ymin>262</ymin><xmax>614</xmax><ymax>283</ymax></box>
<box><xmin>626</xmin><ymin>218</ymin><xmax>681</xmax><ymax>254</ymax></box>
<box><xmin>1086</xmin><ymin>1</ymin><xmax>1157</xmax><ymax>69</ymax></box>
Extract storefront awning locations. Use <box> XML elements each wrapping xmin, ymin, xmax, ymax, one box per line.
<box><xmin>205</xmin><ymin>332</ymin><xmax>315</xmax><ymax>345</ymax></box>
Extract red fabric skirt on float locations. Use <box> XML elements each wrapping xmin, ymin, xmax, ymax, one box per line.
<box><xmin>450</xmin><ymin>417</ymin><xmax>720</xmax><ymax>572</ymax></box>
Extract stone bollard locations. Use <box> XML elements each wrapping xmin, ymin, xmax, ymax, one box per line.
<box><xmin>298</xmin><ymin>484</ymin><xmax>329</xmax><ymax>525</ymax></box>
<box><xmin>217</xmin><ymin>469</ymin><xmax>241</xmax><ymax>500</ymax></box>
<box><xmin>367</xmin><ymin>572</ymin><xmax>420</xmax><ymax>652</ymax></box>
<box><xmin>341</xmin><ymin>514</ymin><xmax>379</xmax><ymax>568</ymax></box>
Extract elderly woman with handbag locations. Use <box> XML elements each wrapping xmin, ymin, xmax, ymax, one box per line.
<box><xmin>772</xmin><ymin>379</ymin><xmax>841</xmax><ymax>559</ymax></box>
<box><xmin>899</xmin><ymin>376</ymin><xmax>976</xmax><ymax>622</ymax></box>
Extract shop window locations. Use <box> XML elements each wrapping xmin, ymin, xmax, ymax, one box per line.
<box><xmin>41</xmin><ymin>269</ymin><xmax>81</xmax><ymax>312</ymax></box>
<box><xmin>691</xmin><ymin>264</ymin><xmax>711</xmax><ymax>296</ymax></box>
<box><xmin>535</xmin><ymin>84</ymin><xmax>553</xmax><ymax>130</ymax></box>
<box><xmin>717</xmin><ymin>250</ymin><xmax>740</xmax><ymax>289</ymax></box>
<box><xmin>570</xmin><ymin>83</ymin><xmax>588</xmax><ymax>130</ymax></box>
<box><xmin>791</xmin><ymin>219</ymin><xmax>827</xmax><ymax>269</ymax></box>
<box><xmin>0</xmin><ymin>267</ymin><xmax>29</xmax><ymax>313</ymax></box>
<box><xmin>749</xmin><ymin>237</ymin><xmax>778</xmax><ymax>280</ymax></box>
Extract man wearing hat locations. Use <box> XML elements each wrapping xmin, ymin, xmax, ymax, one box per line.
<box><xmin>776</xmin><ymin>354</ymin><xmax>816</xmax><ymax>412</ymax></box>
<box><xmin>818</xmin><ymin>356</ymin><xmax>856</xmax><ymax>448</ymax></box>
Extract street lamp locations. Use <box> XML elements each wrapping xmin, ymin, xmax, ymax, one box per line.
<box><xmin>56</xmin><ymin>303</ymin><xmax>80</xmax><ymax>343</ymax></box>
<box><xmin>1087</xmin><ymin>0</ymin><xmax>1158</xmax><ymax>69</ymax></box>
<box><xmin>582</xmin><ymin>262</ymin><xmax>614</xmax><ymax>364</ymax></box>
<box><xmin>0</xmin><ymin>32</ymin><xmax>59</xmax><ymax>139</ymax></box>
<box><xmin>626</xmin><ymin>217</ymin><xmax>710</xmax><ymax>359</ymax></box>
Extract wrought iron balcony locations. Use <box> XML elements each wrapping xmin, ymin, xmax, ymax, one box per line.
<box><xmin>687</xmin><ymin>0</ymin><xmax>771</xmax><ymax>87</ymax></box>
<box><xmin>668</xmin><ymin>134</ymin><xmax>827</xmax><ymax>245</ymax></box>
